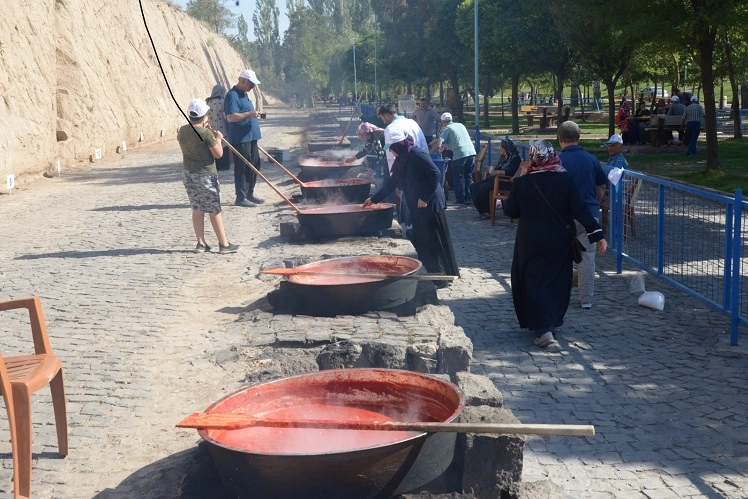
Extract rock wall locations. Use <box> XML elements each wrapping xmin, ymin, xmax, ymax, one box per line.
<box><xmin>0</xmin><ymin>0</ymin><xmax>251</xmax><ymax>181</ymax></box>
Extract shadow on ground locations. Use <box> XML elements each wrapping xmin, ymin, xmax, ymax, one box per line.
<box><xmin>93</xmin><ymin>443</ymin><xmax>232</xmax><ymax>499</ymax></box>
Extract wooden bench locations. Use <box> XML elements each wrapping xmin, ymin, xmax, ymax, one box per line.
<box><xmin>643</xmin><ymin>115</ymin><xmax>685</xmax><ymax>146</ymax></box>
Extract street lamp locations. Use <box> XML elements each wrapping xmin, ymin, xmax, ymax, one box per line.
<box><xmin>374</xmin><ymin>15</ymin><xmax>378</xmax><ymax>105</ymax></box>
<box><xmin>474</xmin><ymin>0</ymin><xmax>479</xmax><ymax>144</ymax></box>
<box><xmin>352</xmin><ymin>41</ymin><xmax>358</xmax><ymax>100</ymax></box>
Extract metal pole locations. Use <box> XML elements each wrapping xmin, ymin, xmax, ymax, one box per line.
<box><xmin>353</xmin><ymin>41</ymin><xmax>357</xmax><ymax>102</ymax></box>
<box><xmin>474</xmin><ymin>0</ymin><xmax>479</xmax><ymax>148</ymax></box>
<box><xmin>374</xmin><ymin>15</ymin><xmax>378</xmax><ymax>106</ymax></box>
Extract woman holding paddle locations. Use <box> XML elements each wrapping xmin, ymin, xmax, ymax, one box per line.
<box><xmin>177</xmin><ymin>99</ymin><xmax>239</xmax><ymax>254</ymax></box>
<box><xmin>363</xmin><ymin>128</ymin><xmax>459</xmax><ymax>285</ymax></box>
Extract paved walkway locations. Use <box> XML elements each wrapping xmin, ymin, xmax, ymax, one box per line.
<box><xmin>0</xmin><ymin>106</ymin><xmax>746</xmax><ymax>499</ymax></box>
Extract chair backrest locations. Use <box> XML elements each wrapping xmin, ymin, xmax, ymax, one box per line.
<box><xmin>664</xmin><ymin>114</ymin><xmax>684</xmax><ymax>127</ymax></box>
<box><xmin>473</xmin><ymin>144</ymin><xmax>488</xmax><ymax>182</ymax></box>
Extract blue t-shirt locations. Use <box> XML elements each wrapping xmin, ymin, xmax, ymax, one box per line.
<box><xmin>558</xmin><ymin>144</ymin><xmax>607</xmax><ymax>217</ymax></box>
<box><xmin>224</xmin><ymin>86</ymin><xmax>262</xmax><ymax>144</ymax></box>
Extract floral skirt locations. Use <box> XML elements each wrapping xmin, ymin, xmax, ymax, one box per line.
<box><xmin>183</xmin><ymin>171</ymin><xmax>221</xmax><ymax>213</ymax></box>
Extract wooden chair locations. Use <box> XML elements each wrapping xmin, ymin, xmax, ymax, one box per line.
<box><xmin>471</xmin><ymin>144</ymin><xmax>488</xmax><ymax>184</ymax></box>
<box><xmin>0</xmin><ymin>297</ymin><xmax>68</xmax><ymax>499</ymax></box>
<box><xmin>489</xmin><ymin>161</ymin><xmax>529</xmax><ymax>225</ymax></box>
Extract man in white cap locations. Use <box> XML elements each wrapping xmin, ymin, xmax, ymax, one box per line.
<box><xmin>225</xmin><ymin>69</ymin><xmax>264</xmax><ymax>207</ymax></box>
<box><xmin>683</xmin><ymin>95</ymin><xmax>705</xmax><ymax>155</ymax></box>
<box><xmin>602</xmin><ymin>134</ymin><xmax>628</xmax><ymax>174</ymax></box>
<box><xmin>429</xmin><ymin>112</ymin><xmax>476</xmax><ymax>205</ymax></box>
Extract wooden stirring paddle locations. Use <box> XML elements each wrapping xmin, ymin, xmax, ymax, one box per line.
<box><xmin>260</xmin><ymin>267</ymin><xmax>458</xmax><ymax>281</ymax></box>
<box><xmin>176</xmin><ymin>412</ymin><xmax>594</xmax><ymax>436</ymax></box>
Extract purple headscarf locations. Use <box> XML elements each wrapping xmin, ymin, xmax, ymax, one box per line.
<box><xmin>357</xmin><ymin>122</ymin><xmax>383</xmax><ymax>136</ymax></box>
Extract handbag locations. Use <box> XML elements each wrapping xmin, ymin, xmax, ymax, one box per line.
<box><xmin>531</xmin><ymin>177</ymin><xmax>586</xmax><ymax>264</ymax></box>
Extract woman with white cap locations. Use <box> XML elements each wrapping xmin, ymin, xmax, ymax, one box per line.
<box><xmin>363</xmin><ymin>129</ymin><xmax>459</xmax><ymax>283</ymax></box>
<box><xmin>177</xmin><ymin>99</ymin><xmax>239</xmax><ymax>254</ymax></box>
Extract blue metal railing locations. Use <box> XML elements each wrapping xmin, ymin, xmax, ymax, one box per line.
<box><xmin>609</xmin><ymin>170</ymin><xmax>745</xmax><ymax>345</ymax></box>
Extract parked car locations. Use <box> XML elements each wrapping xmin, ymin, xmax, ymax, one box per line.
<box><xmin>640</xmin><ymin>86</ymin><xmax>669</xmax><ymax>101</ymax></box>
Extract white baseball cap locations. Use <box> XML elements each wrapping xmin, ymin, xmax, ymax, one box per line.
<box><xmin>187</xmin><ymin>99</ymin><xmax>210</xmax><ymax>119</ymax></box>
<box><xmin>440</xmin><ymin>112</ymin><xmax>453</xmax><ymax>122</ymax></box>
<box><xmin>671</xmin><ymin>95</ymin><xmax>679</xmax><ymax>102</ymax></box>
<box><xmin>603</xmin><ymin>134</ymin><xmax>623</xmax><ymax>145</ymax></box>
<box><xmin>691</xmin><ymin>95</ymin><xmax>698</xmax><ymax>102</ymax></box>
<box><xmin>239</xmin><ymin>69</ymin><xmax>261</xmax><ymax>85</ymax></box>
<box><xmin>383</xmin><ymin>127</ymin><xmax>408</xmax><ymax>151</ymax></box>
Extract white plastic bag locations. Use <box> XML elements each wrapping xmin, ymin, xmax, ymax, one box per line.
<box><xmin>629</xmin><ymin>272</ymin><xmax>646</xmax><ymax>294</ymax></box>
<box><xmin>608</xmin><ymin>167</ymin><xmax>624</xmax><ymax>186</ymax></box>
<box><xmin>638</xmin><ymin>291</ymin><xmax>665</xmax><ymax>311</ymax></box>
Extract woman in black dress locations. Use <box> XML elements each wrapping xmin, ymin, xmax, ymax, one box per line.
<box><xmin>470</xmin><ymin>138</ymin><xmax>522</xmax><ymax>218</ymax></box>
<box><xmin>502</xmin><ymin>140</ymin><xmax>606</xmax><ymax>347</ymax></box>
<box><xmin>363</xmin><ymin>129</ymin><xmax>459</xmax><ymax>282</ymax></box>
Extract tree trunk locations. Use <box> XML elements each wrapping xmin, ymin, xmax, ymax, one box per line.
<box><xmin>722</xmin><ymin>39</ymin><xmax>742</xmax><ymax>138</ymax></box>
<box><xmin>483</xmin><ymin>74</ymin><xmax>492</xmax><ymax>129</ymax></box>
<box><xmin>511</xmin><ymin>74</ymin><xmax>520</xmax><ymax>135</ymax></box>
<box><xmin>606</xmin><ymin>80</ymin><xmax>617</xmax><ymax>137</ymax></box>
<box><xmin>697</xmin><ymin>32</ymin><xmax>720</xmax><ymax>171</ymax></box>
<box><xmin>555</xmin><ymin>72</ymin><xmax>565</xmax><ymax>122</ymax></box>
<box><xmin>741</xmin><ymin>79</ymin><xmax>748</xmax><ymax>110</ymax></box>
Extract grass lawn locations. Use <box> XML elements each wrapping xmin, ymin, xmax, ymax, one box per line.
<box><xmin>464</xmin><ymin>110</ymin><xmax>747</xmax><ymax>194</ymax></box>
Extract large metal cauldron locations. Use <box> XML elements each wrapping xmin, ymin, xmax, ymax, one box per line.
<box><xmin>199</xmin><ymin>368</ymin><xmax>465</xmax><ymax>499</ymax></box>
<box><xmin>274</xmin><ymin>255</ymin><xmax>421</xmax><ymax>316</ymax></box>
<box><xmin>296</xmin><ymin>203</ymin><xmax>394</xmax><ymax>238</ymax></box>
<box><xmin>299</xmin><ymin>158</ymin><xmax>361</xmax><ymax>181</ymax></box>
<box><xmin>300</xmin><ymin>178</ymin><xmax>372</xmax><ymax>204</ymax></box>
<box><xmin>306</xmin><ymin>142</ymin><xmax>352</xmax><ymax>153</ymax></box>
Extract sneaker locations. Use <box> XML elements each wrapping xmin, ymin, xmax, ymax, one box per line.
<box><xmin>218</xmin><ymin>243</ymin><xmax>240</xmax><ymax>254</ymax></box>
<box><xmin>247</xmin><ymin>195</ymin><xmax>265</xmax><ymax>204</ymax></box>
<box><xmin>533</xmin><ymin>331</ymin><xmax>555</xmax><ymax>348</ymax></box>
<box><xmin>581</xmin><ymin>303</ymin><xmax>592</xmax><ymax>309</ymax></box>
<box><xmin>194</xmin><ymin>243</ymin><xmax>211</xmax><ymax>253</ymax></box>
<box><xmin>235</xmin><ymin>199</ymin><xmax>256</xmax><ymax>207</ymax></box>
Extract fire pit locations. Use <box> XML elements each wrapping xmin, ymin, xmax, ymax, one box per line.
<box><xmin>267</xmin><ymin>255</ymin><xmax>422</xmax><ymax>316</ymax></box>
<box><xmin>296</xmin><ymin>203</ymin><xmax>394</xmax><ymax>238</ymax></box>
<box><xmin>198</xmin><ymin>368</ymin><xmax>465</xmax><ymax>499</ymax></box>
<box><xmin>300</xmin><ymin>178</ymin><xmax>372</xmax><ymax>204</ymax></box>
<box><xmin>299</xmin><ymin>158</ymin><xmax>361</xmax><ymax>181</ymax></box>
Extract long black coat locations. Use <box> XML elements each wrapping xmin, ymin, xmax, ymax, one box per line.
<box><xmin>503</xmin><ymin>171</ymin><xmax>603</xmax><ymax>331</ymax></box>
<box><xmin>371</xmin><ymin>148</ymin><xmax>458</xmax><ymax>276</ymax></box>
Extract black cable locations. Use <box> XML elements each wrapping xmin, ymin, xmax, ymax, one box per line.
<box><xmin>138</xmin><ymin>0</ymin><xmax>202</xmax><ymax>140</ymax></box>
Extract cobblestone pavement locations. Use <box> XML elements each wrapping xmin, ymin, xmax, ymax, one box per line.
<box><xmin>0</xmin><ymin>106</ymin><xmax>746</xmax><ymax>499</ymax></box>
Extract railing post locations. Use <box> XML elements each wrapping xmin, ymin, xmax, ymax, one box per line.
<box><xmin>730</xmin><ymin>189</ymin><xmax>743</xmax><ymax>346</ymax></box>
<box><xmin>723</xmin><ymin>203</ymin><xmax>734</xmax><ymax>310</ymax></box>
<box><xmin>658</xmin><ymin>184</ymin><xmax>666</xmax><ymax>275</ymax></box>
<box><xmin>615</xmin><ymin>175</ymin><xmax>624</xmax><ymax>273</ymax></box>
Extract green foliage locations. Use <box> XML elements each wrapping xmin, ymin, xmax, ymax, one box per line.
<box><xmin>185</xmin><ymin>0</ymin><xmax>235</xmax><ymax>35</ymax></box>
<box><xmin>253</xmin><ymin>0</ymin><xmax>281</xmax><ymax>77</ymax></box>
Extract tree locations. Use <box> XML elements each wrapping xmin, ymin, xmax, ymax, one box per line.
<box><xmin>551</xmin><ymin>0</ymin><xmax>639</xmax><ymax>137</ymax></box>
<box><xmin>185</xmin><ymin>0</ymin><xmax>235</xmax><ymax>35</ymax></box>
<box><xmin>253</xmin><ymin>0</ymin><xmax>281</xmax><ymax>77</ymax></box>
<box><xmin>282</xmin><ymin>6</ymin><xmax>339</xmax><ymax>105</ymax></box>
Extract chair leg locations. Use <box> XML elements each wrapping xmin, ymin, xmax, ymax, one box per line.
<box><xmin>11</xmin><ymin>385</ymin><xmax>32</xmax><ymax>499</ymax></box>
<box><xmin>489</xmin><ymin>198</ymin><xmax>496</xmax><ymax>225</ymax></box>
<box><xmin>49</xmin><ymin>370</ymin><xmax>68</xmax><ymax>456</ymax></box>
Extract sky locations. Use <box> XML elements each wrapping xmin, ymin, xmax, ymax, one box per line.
<box><xmin>170</xmin><ymin>0</ymin><xmax>290</xmax><ymax>41</ymax></box>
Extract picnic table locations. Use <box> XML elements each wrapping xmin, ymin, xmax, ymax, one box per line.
<box><xmin>520</xmin><ymin>105</ymin><xmax>557</xmax><ymax>128</ymax></box>
<box><xmin>643</xmin><ymin>115</ymin><xmax>685</xmax><ymax>147</ymax></box>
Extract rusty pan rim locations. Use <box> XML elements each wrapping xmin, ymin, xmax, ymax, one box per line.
<box><xmin>285</xmin><ymin>255</ymin><xmax>421</xmax><ymax>285</ymax></box>
<box><xmin>198</xmin><ymin>368</ymin><xmax>465</xmax><ymax>457</ymax></box>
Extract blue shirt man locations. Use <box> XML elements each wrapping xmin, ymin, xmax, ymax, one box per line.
<box><xmin>225</xmin><ymin>69</ymin><xmax>264</xmax><ymax>206</ymax></box>
<box><xmin>557</xmin><ymin>121</ymin><xmax>608</xmax><ymax>309</ymax></box>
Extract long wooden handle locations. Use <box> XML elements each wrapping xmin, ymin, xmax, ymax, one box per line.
<box><xmin>222</xmin><ymin>139</ymin><xmax>302</xmax><ymax>214</ymax></box>
<box><xmin>258</xmin><ymin>145</ymin><xmax>305</xmax><ymax>187</ymax></box>
<box><xmin>176</xmin><ymin>413</ymin><xmax>594</xmax><ymax>436</ymax></box>
<box><xmin>260</xmin><ymin>268</ymin><xmax>457</xmax><ymax>281</ymax></box>
<box><xmin>338</xmin><ymin>91</ymin><xmax>365</xmax><ymax>144</ymax></box>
